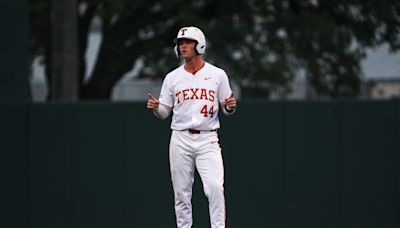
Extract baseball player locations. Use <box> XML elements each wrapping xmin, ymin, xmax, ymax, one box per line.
<box><xmin>147</xmin><ymin>26</ymin><xmax>237</xmax><ymax>228</ymax></box>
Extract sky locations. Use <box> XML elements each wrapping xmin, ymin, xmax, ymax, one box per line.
<box><xmin>361</xmin><ymin>44</ymin><xmax>400</xmax><ymax>80</ymax></box>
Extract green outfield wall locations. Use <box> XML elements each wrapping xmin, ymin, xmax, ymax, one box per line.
<box><xmin>1</xmin><ymin>100</ymin><xmax>399</xmax><ymax>228</ymax></box>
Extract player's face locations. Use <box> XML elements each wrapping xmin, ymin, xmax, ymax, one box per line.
<box><xmin>178</xmin><ymin>39</ymin><xmax>197</xmax><ymax>59</ymax></box>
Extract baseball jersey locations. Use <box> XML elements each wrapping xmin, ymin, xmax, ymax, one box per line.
<box><xmin>158</xmin><ymin>62</ymin><xmax>233</xmax><ymax>131</ymax></box>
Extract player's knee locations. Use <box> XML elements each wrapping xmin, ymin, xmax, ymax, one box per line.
<box><xmin>175</xmin><ymin>189</ymin><xmax>193</xmax><ymax>203</ymax></box>
<box><xmin>204</xmin><ymin>181</ymin><xmax>224</xmax><ymax>196</ymax></box>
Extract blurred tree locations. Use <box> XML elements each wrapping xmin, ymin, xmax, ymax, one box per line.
<box><xmin>29</xmin><ymin>0</ymin><xmax>51</xmax><ymax>98</ymax></box>
<box><xmin>29</xmin><ymin>0</ymin><xmax>400</xmax><ymax>99</ymax></box>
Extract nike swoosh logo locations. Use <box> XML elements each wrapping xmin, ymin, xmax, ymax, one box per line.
<box><xmin>204</xmin><ymin>77</ymin><xmax>212</xmax><ymax>80</ymax></box>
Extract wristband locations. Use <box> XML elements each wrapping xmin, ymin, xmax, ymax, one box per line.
<box><xmin>224</xmin><ymin>104</ymin><xmax>236</xmax><ymax>113</ymax></box>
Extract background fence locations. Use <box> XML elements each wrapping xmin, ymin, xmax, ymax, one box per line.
<box><xmin>1</xmin><ymin>100</ymin><xmax>399</xmax><ymax>228</ymax></box>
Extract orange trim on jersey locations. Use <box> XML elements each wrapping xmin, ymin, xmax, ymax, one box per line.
<box><xmin>185</xmin><ymin>61</ymin><xmax>205</xmax><ymax>75</ymax></box>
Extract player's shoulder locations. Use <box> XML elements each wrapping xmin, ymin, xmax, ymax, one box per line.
<box><xmin>164</xmin><ymin>65</ymin><xmax>185</xmax><ymax>81</ymax></box>
<box><xmin>204</xmin><ymin>62</ymin><xmax>228</xmax><ymax>79</ymax></box>
<box><xmin>205</xmin><ymin>62</ymin><xmax>225</xmax><ymax>73</ymax></box>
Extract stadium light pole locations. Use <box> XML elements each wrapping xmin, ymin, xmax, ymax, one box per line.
<box><xmin>50</xmin><ymin>0</ymin><xmax>79</xmax><ymax>101</ymax></box>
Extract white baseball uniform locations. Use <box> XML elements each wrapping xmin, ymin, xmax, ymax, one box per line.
<box><xmin>157</xmin><ymin>62</ymin><xmax>233</xmax><ymax>228</ymax></box>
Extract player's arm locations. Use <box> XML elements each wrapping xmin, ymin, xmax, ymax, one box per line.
<box><xmin>221</xmin><ymin>93</ymin><xmax>237</xmax><ymax>116</ymax></box>
<box><xmin>217</xmin><ymin>69</ymin><xmax>236</xmax><ymax>116</ymax></box>
<box><xmin>147</xmin><ymin>93</ymin><xmax>171</xmax><ymax>120</ymax></box>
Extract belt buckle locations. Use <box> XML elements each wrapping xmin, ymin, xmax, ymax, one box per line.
<box><xmin>188</xmin><ymin>129</ymin><xmax>200</xmax><ymax>134</ymax></box>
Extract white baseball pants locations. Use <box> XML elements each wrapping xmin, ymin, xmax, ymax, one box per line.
<box><xmin>169</xmin><ymin>130</ymin><xmax>226</xmax><ymax>228</ymax></box>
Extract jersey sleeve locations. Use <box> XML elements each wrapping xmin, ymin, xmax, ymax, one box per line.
<box><xmin>158</xmin><ymin>75</ymin><xmax>174</xmax><ymax>108</ymax></box>
<box><xmin>218</xmin><ymin>70</ymin><xmax>233</xmax><ymax>103</ymax></box>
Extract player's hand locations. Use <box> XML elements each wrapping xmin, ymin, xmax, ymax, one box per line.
<box><xmin>147</xmin><ymin>93</ymin><xmax>160</xmax><ymax>110</ymax></box>
<box><xmin>225</xmin><ymin>93</ymin><xmax>237</xmax><ymax>111</ymax></box>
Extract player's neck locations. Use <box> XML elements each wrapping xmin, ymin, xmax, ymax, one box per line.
<box><xmin>184</xmin><ymin>55</ymin><xmax>205</xmax><ymax>75</ymax></box>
